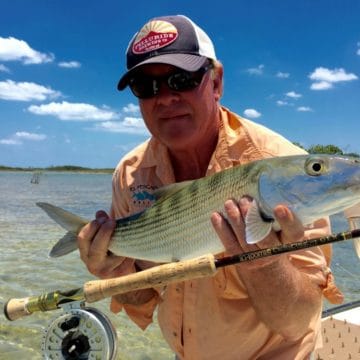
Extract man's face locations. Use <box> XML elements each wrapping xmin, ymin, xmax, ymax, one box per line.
<box><xmin>135</xmin><ymin>63</ymin><xmax>222</xmax><ymax>152</ymax></box>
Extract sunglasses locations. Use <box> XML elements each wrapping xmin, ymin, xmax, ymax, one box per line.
<box><xmin>128</xmin><ymin>63</ymin><xmax>214</xmax><ymax>99</ymax></box>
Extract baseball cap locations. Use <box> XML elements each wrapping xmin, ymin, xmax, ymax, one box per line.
<box><xmin>117</xmin><ymin>15</ymin><xmax>217</xmax><ymax>90</ymax></box>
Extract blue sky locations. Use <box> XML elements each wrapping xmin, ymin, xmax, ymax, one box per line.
<box><xmin>0</xmin><ymin>0</ymin><xmax>359</xmax><ymax>168</ymax></box>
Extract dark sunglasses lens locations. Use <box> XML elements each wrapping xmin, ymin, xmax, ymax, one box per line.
<box><xmin>129</xmin><ymin>77</ymin><xmax>156</xmax><ymax>99</ymax></box>
<box><xmin>129</xmin><ymin>64</ymin><xmax>212</xmax><ymax>98</ymax></box>
<box><xmin>168</xmin><ymin>72</ymin><xmax>199</xmax><ymax>91</ymax></box>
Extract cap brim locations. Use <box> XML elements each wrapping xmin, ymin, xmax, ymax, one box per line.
<box><xmin>117</xmin><ymin>54</ymin><xmax>208</xmax><ymax>91</ymax></box>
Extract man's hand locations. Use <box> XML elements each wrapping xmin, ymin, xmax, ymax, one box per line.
<box><xmin>210</xmin><ymin>197</ymin><xmax>305</xmax><ymax>266</ymax></box>
<box><xmin>211</xmin><ymin>197</ymin><xmax>324</xmax><ymax>339</ymax></box>
<box><xmin>78</xmin><ymin>211</ymin><xmax>157</xmax><ymax>306</ymax></box>
<box><xmin>77</xmin><ymin>210</ymin><xmax>134</xmax><ymax>279</ymax></box>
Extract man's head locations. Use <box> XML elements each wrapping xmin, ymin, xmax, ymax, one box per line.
<box><xmin>117</xmin><ymin>15</ymin><xmax>217</xmax><ymax>91</ymax></box>
<box><xmin>117</xmin><ymin>15</ymin><xmax>223</xmax><ymax>154</ymax></box>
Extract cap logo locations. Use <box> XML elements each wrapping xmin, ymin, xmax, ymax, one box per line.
<box><xmin>132</xmin><ymin>20</ymin><xmax>178</xmax><ymax>54</ymax></box>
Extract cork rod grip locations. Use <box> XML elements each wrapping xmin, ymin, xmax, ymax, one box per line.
<box><xmin>84</xmin><ymin>253</ymin><xmax>217</xmax><ymax>303</ymax></box>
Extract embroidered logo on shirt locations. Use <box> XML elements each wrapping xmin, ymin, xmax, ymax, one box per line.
<box><xmin>130</xmin><ymin>184</ymin><xmax>157</xmax><ymax>207</ymax></box>
<box><xmin>132</xmin><ymin>20</ymin><xmax>178</xmax><ymax>54</ymax></box>
<box><xmin>133</xmin><ymin>191</ymin><xmax>155</xmax><ymax>202</ymax></box>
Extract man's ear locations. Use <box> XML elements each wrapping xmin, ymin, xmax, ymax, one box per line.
<box><xmin>212</xmin><ymin>63</ymin><xmax>224</xmax><ymax>101</ymax></box>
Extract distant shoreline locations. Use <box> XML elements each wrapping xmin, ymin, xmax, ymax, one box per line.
<box><xmin>1</xmin><ymin>146</ymin><xmax>358</xmax><ymax>174</ymax></box>
<box><xmin>0</xmin><ymin>165</ymin><xmax>114</xmax><ymax>174</ymax></box>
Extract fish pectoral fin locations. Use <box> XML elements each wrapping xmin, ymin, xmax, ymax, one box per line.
<box><xmin>49</xmin><ymin>232</ymin><xmax>78</xmax><ymax>258</ymax></box>
<box><xmin>153</xmin><ymin>180</ymin><xmax>193</xmax><ymax>201</ymax></box>
<box><xmin>245</xmin><ymin>200</ymin><xmax>273</xmax><ymax>244</ymax></box>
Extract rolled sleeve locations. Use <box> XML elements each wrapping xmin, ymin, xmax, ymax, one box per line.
<box><xmin>110</xmin><ymin>291</ymin><xmax>160</xmax><ymax>330</ymax></box>
<box><xmin>290</xmin><ymin>218</ymin><xmax>344</xmax><ymax>305</ymax></box>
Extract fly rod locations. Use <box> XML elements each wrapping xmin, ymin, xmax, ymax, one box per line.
<box><xmin>321</xmin><ymin>299</ymin><xmax>360</xmax><ymax>318</ymax></box>
<box><xmin>5</xmin><ymin>228</ymin><xmax>360</xmax><ymax>321</ymax></box>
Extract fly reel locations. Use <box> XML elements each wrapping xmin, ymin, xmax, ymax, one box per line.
<box><xmin>41</xmin><ymin>302</ymin><xmax>118</xmax><ymax>360</ymax></box>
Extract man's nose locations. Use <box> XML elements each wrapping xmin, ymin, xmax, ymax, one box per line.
<box><xmin>155</xmin><ymin>81</ymin><xmax>181</xmax><ymax>105</ymax></box>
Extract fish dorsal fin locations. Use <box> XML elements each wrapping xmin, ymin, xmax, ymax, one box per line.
<box><xmin>153</xmin><ymin>180</ymin><xmax>193</xmax><ymax>201</ymax></box>
<box><xmin>245</xmin><ymin>200</ymin><xmax>273</xmax><ymax>244</ymax></box>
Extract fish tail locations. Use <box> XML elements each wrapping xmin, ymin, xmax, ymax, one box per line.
<box><xmin>36</xmin><ymin>202</ymin><xmax>89</xmax><ymax>258</ymax></box>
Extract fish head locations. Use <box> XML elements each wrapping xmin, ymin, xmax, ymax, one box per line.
<box><xmin>258</xmin><ymin>154</ymin><xmax>360</xmax><ymax>224</ymax></box>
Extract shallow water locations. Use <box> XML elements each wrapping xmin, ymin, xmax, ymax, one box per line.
<box><xmin>0</xmin><ymin>171</ymin><xmax>359</xmax><ymax>359</ymax></box>
<box><xmin>0</xmin><ymin>172</ymin><xmax>172</xmax><ymax>360</ymax></box>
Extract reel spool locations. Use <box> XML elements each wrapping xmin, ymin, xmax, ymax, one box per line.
<box><xmin>41</xmin><ymin>302</ymin><xmax>118</xmax><ymax>360</ymax></box>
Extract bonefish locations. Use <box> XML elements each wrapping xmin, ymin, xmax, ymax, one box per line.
<box><xmin>37</xmin><ymin>154</ymin><xmax>360</xmax><ymax>262</ymax></box>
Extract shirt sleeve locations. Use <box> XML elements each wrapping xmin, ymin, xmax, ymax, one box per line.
<box><xmin>110</xmin><ymin>288</ymin><xmax>160</xmax><ymax>330</ymax></box>
<box><xmin>290</xmin><ymin>218</ymin><xmax>344</xmax><ymax>305</ymax></box>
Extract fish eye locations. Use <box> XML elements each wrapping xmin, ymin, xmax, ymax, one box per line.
<box><xmin>305</xmin><ymin>157</ymin><xmax>328</xmax><ymax>176</ymax></box>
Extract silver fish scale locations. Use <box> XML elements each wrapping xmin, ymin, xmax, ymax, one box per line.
<box><xmin>109</xmin><ymin>164</ymin><xmax>259</xmax><ymax>262</ymax></box>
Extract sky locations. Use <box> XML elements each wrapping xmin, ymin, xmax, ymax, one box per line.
<box><xmin>0</xmin><ymin>0</ymin><xmax>359</xmax><ymax>168</ymax></box>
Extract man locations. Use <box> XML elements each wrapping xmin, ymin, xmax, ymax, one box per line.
<box><xmin>78</xmin><ymin>15</ymin><xmax>342</xmax><ymax>359</ymax></box>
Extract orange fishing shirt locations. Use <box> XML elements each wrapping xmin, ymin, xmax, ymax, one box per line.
<box><xmin>109</xmin><ymin>106</ymin><xmax>342</xmax><ymax>360</ymax></box>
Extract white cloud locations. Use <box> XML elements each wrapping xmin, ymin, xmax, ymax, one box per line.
<box><xmin>276</xmin><ymin>100</ymin><xmax>290</xmax><ymax>106</ymax></box>
<box><xmin>276</xmin><ymin>71</ymin><xmax>290</xmax><ymax>78</ymax></box>
<box><xmin>58</xmin><ymin>61</ymin><xmax>81</xmax><ymax>68</ymax></box>
<box><xmin>0</xmin><ymin>80</ymin><xmax>61</xmax><ymax>101</ymax></box>
<box><xmin>297</xmin><ymin>106</ymin><xmax>313</xmax><ymax>112</ymax></box>
<box><xmin>357</xmin><ymin>48</ymin><xmax>360</xmax><ymax>56</ymax></box>
<box><xmin>28</xmin><ymin>101</ymin><xmax>117</xmax><ymax>121</ymax></box>
<box><xmin>246</xmin><ymin>64</ymin><xmax>264</xmax><ymax>75</ymax></box>
<box><xmin>0</xmin><ymin>64</ymin><xmax>10</xmax><ymax>72</ymax></box>
<box><xmin>123</xmin><ymin>103</ymin><xmax>140</xmax><ymax>114</ymax></box>
<box><xmin>0</xmin><ymin>138</ymin><xmax>21</xmax><ymax>145</ymax></box>
<box><xmin>123</xmin><ymin>117</ymin><xmax>144</xmax><ymax>128</ymax></box>
<box><xmin>93</xmin><ymin>117</ymin><xmax>149</xmax><ymax>135</ymax></box>
<box><xmin>310</xmin><ymin>81</ymin><xmax>333</xmax><ymax>90</ymax></box>
<box><xmin>285</xmin><ymin>91</ymin><xmax>302</xmax><ymax>99</ymax></box>
<box><xmin>244</xmin><ymin>108</ymin><xmax>261</xmax><ymax>118</ymax></box>
<box><xmin>27</xmin><ymin>100</ymin><xmax>148</xmax><ymax>135</ymax></box>
<box><xmin>309</xmin><ymin>67</ymin><xmax>358</xmax><ymax>90</ymax></box>
<box><xmin>15</xmin><ymin>131</ymin><xmax>47</xmax><ymax>140</ymax></box>
<box><xmin>0</xmin><ymin>131</ymin><xmax>47</xmax><ymax>145</ymax></box>
<box><xmin>309</xmin><ymin>67</ymin><xmax>357</xmax><ymax>82</ymax></box>
<box><xmin>0</xmin><ymin>36</ymin><xmax>54</xmax><ymax>64</ymax></box>
<box><xmin>90</xmin><ymin>103</ymin><xmax>149</xmax><ymax>135</ymax></box>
